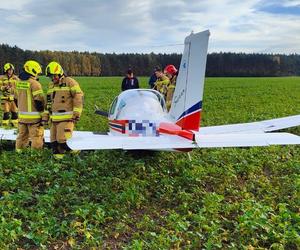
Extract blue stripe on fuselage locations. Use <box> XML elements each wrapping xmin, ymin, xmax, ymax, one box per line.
<box><xmin>109</xmin><ymin>123</ymin><xmax>124</xmax><ymax>130</ymax></box>
<box><xmin>177</xmin><ymin>101</ymin><xmax>202</xmax><ymax>120</ymax></box>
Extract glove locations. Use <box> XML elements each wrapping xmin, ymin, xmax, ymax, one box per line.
<box><xmin>72</xmin><ymin>112</ymin><xmax>80</xmax><ymax>122</ymax></box>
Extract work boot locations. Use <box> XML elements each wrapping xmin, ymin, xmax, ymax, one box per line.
<box><xmin>1</xmin><ymin>119</ymin><xmax>9</xmax><ymax>127</ymax></box>
<box><xmin>2</xmin><ymin>112</ymin><xmax>10</xmax><ymax>127</ymax></box>
<box><xmin>11</xmin><ymin>112</ymin><xmax>18</xmax><ymax>127</ymax></box>
<box><xmin>53</xmin><ymin>153</ymin><xmax>65</xmax><ymax>160</ymax></box>
<box><xmin>10</xmin><ymin>119</ymin><xmax>18</xmax><ymax>128</ymax></box>
<box><xmin>51</xmin><ymin>141</ymin><xmax>59</xmax><ymax>154</ymax></box>
<box><xmin>58</xmin><ymin>142</ymin><xmax>71</xmax><ymax>154</ymax></box>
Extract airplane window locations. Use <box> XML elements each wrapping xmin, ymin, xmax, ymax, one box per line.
<box><xmin>152</xmin><ymin>91</ymin><xmax>166</xmax><ymax>111</ymax></box>
<box><xmin>116</xmin><ymin>99</ymin><xmax>126</xmax><ymax>117</ymax></box>
<box><xmin>109</xmin><ymin>97</ymin><xmax>118</xmax><ymax>115</ymax></box>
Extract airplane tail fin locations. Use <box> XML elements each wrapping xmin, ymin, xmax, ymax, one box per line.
<box><xmin>169</xmin><ymin>30</ymin><xmax>210</xmax><ymax>131</ymax></box>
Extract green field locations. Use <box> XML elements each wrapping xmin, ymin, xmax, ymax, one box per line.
<box><xmin>0</xmin><ymin>77</ymin><xmax>300</xmax><ymax>249</ymax></box>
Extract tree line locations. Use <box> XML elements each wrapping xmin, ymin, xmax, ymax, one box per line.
<box><xmin>0</xmin><ymin>44</ymin><xmax>299</xmax><ymax>77</ymax></box>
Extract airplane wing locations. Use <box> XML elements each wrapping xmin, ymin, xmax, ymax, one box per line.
<box><xmin>66</xmin><ymin>131</ymin><xmax>300</xmax><ymax>150</ymax></box>
<box><xmin>67</xmin><ymin>133</ymin><xmax>194</xmax><ymax>150</ymax></box>
<box><xmin>0</xmin><ymin>128</ymin><xmax>18</xmax><ymax>140</ymax></box>
<box><xmin>200</xmin><ymin>114</ymin><xmax>300</xmax><ymax>134</ymax></box>
<box><xmin>2</xmin><ymin>113</ymin><xmax>300</xmax><ymax>150</ymax></box>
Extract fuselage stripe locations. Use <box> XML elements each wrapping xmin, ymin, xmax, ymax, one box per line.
<box><xmin>177</xmin><ymin>101</ymin><xmax>202</xmax><ymax>121</ymax></box>
<box><xmin>177</xmin><ymin>109</ymin><xmax>202</xmax><ymax>122</ymax></box>
<box><xmin>109</xmin><ymin>123</ymin><xmax>124</xmax><ymax>130</ymax></box>
<box><xmin>110</xmin><ymin>126</ymin><xmax>123</xmax><ymax>133</ymax></box>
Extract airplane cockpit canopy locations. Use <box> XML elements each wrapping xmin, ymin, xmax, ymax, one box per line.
<box><xmin>109</xmin><ymin>89</ymin><xmax>167</xmax><ymax>120</ymax></box>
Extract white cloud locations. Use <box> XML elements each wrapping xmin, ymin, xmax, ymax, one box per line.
<box><xmin>0</xmin><ymin>0</ymin><xmax>33</xmax><ymax>11</ymax></box>
<box><xmin>280</xmin><ymin>0</ymin><xmax>300</xmax><ymax>7</ymax></box>
<box><xmin>0</xmin><ymin>0</ymin><xmax>299</xmax><ymax>54</ymax></box>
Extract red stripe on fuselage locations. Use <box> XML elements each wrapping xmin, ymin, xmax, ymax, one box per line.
<box><xmin>109</xmin><ymin>119</ymin><xmax>128</xmax><ymax>126</ymax></box>
<box><xmin>158</xmin><ymin>122</ymin><xmax>195</xmax><ymax>141</ymax></box>
<box><xmin>176</xmin><ymin>111</ymin><xmax>201</xmax><ymax>131</ymax></box>
<box><xmin>110</xmin><ymin>126</ymin><xmax>123</xmax><ymax>133</ymax></box>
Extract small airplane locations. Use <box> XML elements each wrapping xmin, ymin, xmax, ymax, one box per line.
<box><xmin>1</xmin><ymin>30</ymin><xmax>300</xmax><ymax>151</ymax></box>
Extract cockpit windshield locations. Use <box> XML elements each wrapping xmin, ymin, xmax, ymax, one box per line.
<box><xmin>109</xmin><ymin>89</ymin><xmax>167</xmax><ymax>119</ymax></box>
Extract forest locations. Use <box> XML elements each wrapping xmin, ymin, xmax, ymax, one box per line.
<box><xmin>0</xmin><ymin>44</ymin><xmax>299</xmax><ymax>77</ymax></box>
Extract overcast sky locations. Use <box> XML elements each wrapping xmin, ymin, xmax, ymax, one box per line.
<box><xmin>1</xmin><ymin>0</ymin><xmax>300</xmax><ymax>54</ymax></box>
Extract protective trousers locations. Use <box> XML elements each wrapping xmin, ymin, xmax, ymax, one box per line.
<box><xmin>50</xmin><ymin>121</ymin><xmax>74</xmax><ymax>157</ymax></box>
<box><xmin>16</xmin><ymin>123</ymin><xmax>44</xmax><ymax>150</ymax></box>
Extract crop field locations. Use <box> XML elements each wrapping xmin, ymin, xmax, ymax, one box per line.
<box><xmin>0</xmin><ymin>76</ymin><xmax>300</xmax><ymax>249</ymax></box>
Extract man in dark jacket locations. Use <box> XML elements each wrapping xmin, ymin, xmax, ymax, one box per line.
<box><xmin>148</xmin><ymin>66</ymin><xmax>159</xmax><ymax>88</ymax></box>
<box><xmin>121</xmin><ymin>69</ymin><xmax>139</xmax><ymax>91</ymax></box>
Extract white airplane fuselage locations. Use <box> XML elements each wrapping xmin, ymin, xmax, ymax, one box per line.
<box><xmin>108</xmin><ymin>89</ymin><xmax>170</xmax><ymax>137</ymax></box>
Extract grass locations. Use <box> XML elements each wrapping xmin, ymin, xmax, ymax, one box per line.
<box><xmin>0</xmin><ymin>76</ymin><xmax>299</xmax><ymax>249</ymax></box>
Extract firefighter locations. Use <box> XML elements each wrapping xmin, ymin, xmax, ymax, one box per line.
<box><xmin>153</xmin><ymin>67</ymin><xmax>170</xmax><ymax>101</ymax></box>
<box><xmin>164</xmin><ymin>64</ymin><xmax>178</xmax><ymax>111</ymax></box>
<box><xmin>15</xmin><ymin>60</ymin><xmax>45</xmax><ymax>151</ymax></box>
<box><xmin>0</xmin><ymin>63</ymin><xmax>19</xmax><ymax>127</ymax></box>
<box><xmin>44</xmin><ymin>61</ymin><xmax>83</xmax><ymax>159</ymax></box>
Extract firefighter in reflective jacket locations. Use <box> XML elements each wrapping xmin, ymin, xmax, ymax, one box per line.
<box><xmin>15</xmin><ymin>60</ymin><xmax>45</xmax><ymax>151</ymax></box>
<box><xmin>153</xmin><ymin>67</ymin><xmax>170</xmax><ymax>100</ymax></box>
<box><xmin>0</xmin><ymin>63</ymin><xmax>19</xmax><ymax>127</ymax></box>
<box><xmin>44</xmin><ymin>61</ymin><xmax>83</xmax><ymax>159</ymax></box>
<box><xmin>164</xmin><ymin>64</ymin><xmax>178</xmax><ymax>111</ymax></box>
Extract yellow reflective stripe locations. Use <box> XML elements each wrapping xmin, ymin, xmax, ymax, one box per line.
<box><xmin>27</xmin><ymin>89</ymin><xmax>32</xmax><ymax>112</ymax></box>
<box><xmin>70</xmin><ymin>85</ymin><xmax>81</xmax><ymax>93</ymax></box>
<box><xmin>51</xmin><ymin>114</ymin><xmax>73</xmax><ymax>121</ymax></box>
<box><xmin>3</xmin><ymin>79</ymin><xmax>16</xmax><ymax>84</ymax></box>
<box><xmin>73</xmin><ymin>107</ymin><xmax>82</xmax><ymax>113</ymax></box>
<box><xmin>1</xmin><ymin>96</ymin><xmax>14</xmax><ymax>100</ymax></box>
<box><xmin>52</xmin><ymin>111</ymin><xmax>73</xmax><ymax>115</ymax></box>
<box><xmin>19</xmin><ymin>113</ymin><xmax>41</xmax><ymax>119</ymax></box>
<box><xmin>47</xmin><ymin>86</ymin><xmax>73</xmax><ymax>93</ymax></box>
<box><xmin>53</xmin><ymin>87</ymin><xmax>70</xmax><ymax>91</ymax></box>
<box><xmin>2</xmin><ymin>79</ymin><xmax>16</xmax><ymax>84</ymax></box>
<box><xmin>51</xmin><ymin>111</ymin><xmax>73</xmax><ymax>121</ymax></box>
<box><xmin>19</xmin><ymin>114</ymin><xmax>41</xmax><ymax>119</ymax></box>
<box><xmin>32</xmin><ymin>89</ymin><xmax>43</xmax><ymax>96</ymax></box>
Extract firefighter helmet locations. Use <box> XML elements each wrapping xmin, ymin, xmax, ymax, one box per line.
<box><xmin>23</xmin><ymin>60</ymin><xmax>42</xmax><ymax>77</ymax></box>
<box><xmin>164</xmin><ymin>64</ymin><xmax>177</xmax><ymax>75</ymax></box>
<box><xmin>4</xmin><ymin>63</ymin><xmax>14</xmax><ymax>73</ymax></box>
<box><xmin>45</xmin><ymin>61</ymin><xmax>64</xmax><ymax>77</ymax></box>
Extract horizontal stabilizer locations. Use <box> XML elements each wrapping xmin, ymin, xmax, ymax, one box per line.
<box><xmin>195</xmin><ymin>132</ymin><xmax>300</xmax><ymax>148</ymax></box>
<box><xmin>200</xmin><ymin>114</ymin><xmax>300</xmax><ymax>134</ymax></box>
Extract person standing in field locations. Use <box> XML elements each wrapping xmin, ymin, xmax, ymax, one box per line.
<box><xmin>0</xmin><ymin>63</ymin><xmax>19</xmax><ymax>127</ymax></box>
<box><xmin>153</xmin><ymin>67</ymin><xmax>170</xmax><ymax>101</ymax></box>
<box><xmin>121</xmin><ymin>69</ymin><xmax>139</xmax><ymax>91</ymax></box>
<box><xmin>44</xmin><ymin>61</ymin><xmax>83</xmax><ymax>159</ymax></box>
<box><xmin>148</xmin><ymin>67</ymin><xmax>159</xmax><ymax>88</ymax></box>
<box><xmin>164</xmin><ymin>64</ymin><xmax>178</xmax><ymax>111</ymax></box>
<box><xmin>15</xmin><ymin>60</ymin><xmax>45</xmax><ymax>151</ymax></box>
